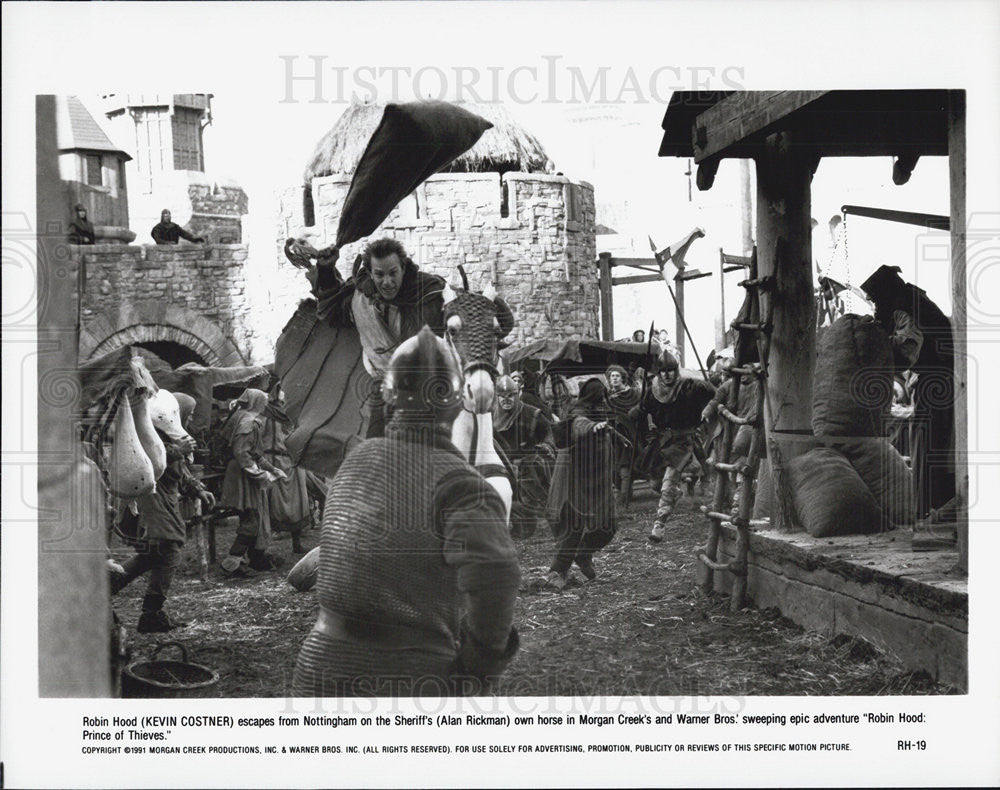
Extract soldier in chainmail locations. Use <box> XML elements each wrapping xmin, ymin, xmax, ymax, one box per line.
<box><xmin>493</xmin><ymin>374</ymin><xmax>555</xmax><ymax>538</ymax></box>
<box><xmin>293</xmin><ymin>327</ymin><xmax>520</xmax><ymax>697</ymax></box>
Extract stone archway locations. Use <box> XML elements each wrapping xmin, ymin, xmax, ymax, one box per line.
<box><xmin>80</xmin><ymin>301</ymin><xmax>246</xmax><ymax>366</ymax></box>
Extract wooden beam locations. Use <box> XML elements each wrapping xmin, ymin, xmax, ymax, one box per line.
<box><xmin>612</xmin><ymin>273</ymin><xmax>664</xmax><ymax>286</ymax></box>
<box><xmin>948</xmin><ymin>90</ymin><xmax>968</xmax><ymax>573</ymax></box>
<box><xmin>841</xmin><ymin>204</ymin><xmax>949</xmax><ymax>231</ymax></box>
<box><xmin>718</xmin><ymin>250</ymin><xmax>727</xmax><ymax>349</ymax></box>
<box><xmin>677</xmin><ymin>268</ymin><xmax>712</xmax><ymax>282</ymax></box>
<box><xmin>609</xmin><ymin>257</ymin><xmax>660</xmax><ymax>270</ymax></box>
<box><xmin>721</xmin><ymin>252</ymin><xmax>752</xmax><ymax>267</ymax></box>
<box><xmin>892</xmin><ymin>153</ymin><xmax>921</xmax><ymax>185</ymax></box>
<box><xmin>755</xmin><ymin>130</ymin><xmax>816</xmax><ymax>533</ymax></box>
<box><xmin>696</xmin><ymin>158</ymin><xmax>720</xmax><ymax>190</ymax></box>
<box><xmin>598</xmin><ymin>252</ymin><xmax>614</xmax><ymax>341</ymax></box>
<box><xmin>693</xmin><ymin>91</ymin><xmax>829</xmax><ymax>162</ymax></box>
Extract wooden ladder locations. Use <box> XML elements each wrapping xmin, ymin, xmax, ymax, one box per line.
<box><xmin>697</xmin><ymin>248</ymin><xmax>773</xmax><ymax>611</ymax></box>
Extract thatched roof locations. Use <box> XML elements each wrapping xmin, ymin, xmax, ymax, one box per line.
<box><xmin>304</xmin><ymin>101</ymin><xmax>551</xmax><ymax>182</ymax></box>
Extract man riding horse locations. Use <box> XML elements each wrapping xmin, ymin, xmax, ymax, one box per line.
<box><xmin>285</xmin><ymin>236</ymin><xmax>516</xmax><ymax>517</ymax></box>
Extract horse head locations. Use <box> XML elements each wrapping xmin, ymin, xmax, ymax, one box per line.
<box><xmin>441</xmin><ymin>267</ymin><xmax>515</xmax><ymax>414</ymax></box>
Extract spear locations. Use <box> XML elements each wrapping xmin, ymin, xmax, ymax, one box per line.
<box><xmin>649</xmin><ymin>234</ymin><xmax>710</xmax><ymax>382</ymax></box>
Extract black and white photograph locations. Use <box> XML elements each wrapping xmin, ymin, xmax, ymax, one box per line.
<box><xmin>3</xmin><ymin>1</ymin><xmax>999</xmax><ymax>787</ymax></box>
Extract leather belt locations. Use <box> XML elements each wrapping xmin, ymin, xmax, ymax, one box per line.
<box><xmin>312</xmin><ymin>607</ymin><xmax>455</xmax><ymax>657</ymax></box>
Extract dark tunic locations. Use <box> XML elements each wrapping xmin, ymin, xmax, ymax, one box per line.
<box><xmin>68</xmin><ymin>217</ymin><xmax>95</xmax><ymax>245</ymax></box>
<box><xmin>494</xmin><ymin>402</ymin><xmax>552</xmax><ymax>463</ymax></box>
<box><xmin>293</xmin><ymin>422</ymin><xmax>520</xmax><ymax>697</ymax></box>
<box><xmin>495</xmin><ymin>402</ymin><xmax>554</xmax><ymax>531</ymax></box>
<box><xmin>607</xmin><ymin>385</ymin><xmax>641</xmax><ymax>470</ymax></box>
<box><xmin>151</xmin><ymin>221</ymin><xmax>201</xmax><ymax>245</ymax></box>
<box><xmin>635</xmin><ymin>375</ymin><xmax>715</xmax><ymax>471</ymax></box>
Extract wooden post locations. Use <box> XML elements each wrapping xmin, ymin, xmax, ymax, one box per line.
<box><xmin>598</xmin><ymin>252</ymin><xmax>614</xmax><ymax>341</ymax></box>
<box><xmin>718</xmin><ymin>250</ymin><xmax>727</xmax><ymax>349</ymax></box>
<box><xmin>755</xmin><ymin>131</ymin><xmax>816</xmax><ymax>533</ymax></box>
<box><xmin>674</xmin><ymin>271</ymin><xmax>685</xmax><ymax>366</ymax></box>
<box><xmin>740</xmin><ymin>158</ymin><xmax>754</xmax><ymax>255</ymax></box>
<box><xmin>36</xmin><ymin>95</ymin><xmax>111</xmax><ymax>696</ymax></box>
<box><xmin>948</xmin><ymin>90</ymin><xmax>968</xmax><ymax>573</ymax></box>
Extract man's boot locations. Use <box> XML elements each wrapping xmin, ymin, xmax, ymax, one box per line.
<box><xmin>575</xmin><ymin>555</ymin><xmax>597</xmax><ymax>581</ymax></box>
<box><xmin>291</xmin><ymin>531</ymin><xmax>305</xmax><ymax>554</ymax></box>
<box><xmin>222</xmin><ymin>533</ymin><xmax>253</xmax><ymax>574</ymax></box>
<box><xmin>137</xmin><ymin>593</ymin><xmax>187</xmax><ymax>633</ymax></box>
<box><xmin>649</xmin><ymin>506</ymin><xmax>672</xmax><ymax>543</ymax></box>
<box><xmin>249</xmin><ymin>549</ymin><xmax>283</xmax><ymax>572</ymax></box>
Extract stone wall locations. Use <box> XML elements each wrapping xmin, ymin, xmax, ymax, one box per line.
<box><xmin>275</xmin><ymin>172</ymin><xmax>598</xmax><ymax>345</ymax></box>
<box><xmin>77</xmin><ymin>243</ymin><xmax>255</xmax><ymax>365</ymax></box>
<box><xmin>187</xmin><ymin>176</ymin><xmax>248</xmax><ymax>244</ymax></box>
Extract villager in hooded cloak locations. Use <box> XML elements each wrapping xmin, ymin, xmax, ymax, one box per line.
<box><xmin>261</xmin><ymin>390</ymin><xmax>314</xmax><ymax>554</ymax></box>
<box><xmin>544</xmin><ymin>377</ymin><xmax>617</xmax><ymax>589</ymax></box>
<box><xmin>220</xmin><ymin>388</ymin><xmax>285</xmax><ymax>573</ymax></box>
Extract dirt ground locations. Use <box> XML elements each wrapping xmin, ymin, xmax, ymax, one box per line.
<box><xmin>111</xmin><ymin>487</ymin><xmax>956</xmax><ymax>698</ymax></box>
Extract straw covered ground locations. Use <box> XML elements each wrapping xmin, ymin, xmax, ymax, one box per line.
<box><xmin>111</xmin><ymin>488</ymin><xmax>956</xmax><ymax>698</ymax></box>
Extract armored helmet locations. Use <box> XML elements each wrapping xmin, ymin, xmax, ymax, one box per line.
<box><xmin>652</xmin><ymin>348</ymin><xmax>679</xmax><ymax>375</ymax></box>
<box><xmin>383</xmin><ymin>326</ymin><xmax>463</xmax><ymax>412</ymax></box>
<box><xmin>496</xmin><ymin>374</ymin><xmax>519</xmax><ymax>397</ymax></box>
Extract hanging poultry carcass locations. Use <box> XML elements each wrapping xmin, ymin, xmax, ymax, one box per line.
<box><xmin>79</xmin><ymin>350</ymin><xmax>169</xmax><ymax>500</ymax></box>
<box><xmin>105</xmin><ymin>390</ymin><xmax>157</xmax><ymax>499</ymax></box>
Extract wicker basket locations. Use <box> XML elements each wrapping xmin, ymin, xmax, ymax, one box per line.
<box><xmin>122</xmin><ymin>641</ymin><xmax>219</xmax><ymax>698</ymax></box>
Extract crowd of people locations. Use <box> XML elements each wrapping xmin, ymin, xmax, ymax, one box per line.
<box><xmin>103</xmin><ymin>380</ymin><xmax>327</xmax><ymax>634</ymax></box>
<box><xmin>97</xmin><ymin>235</ymin><xmax>952</xmax><ymax>698</ymax></box>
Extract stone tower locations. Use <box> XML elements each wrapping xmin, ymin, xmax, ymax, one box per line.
<box><xmin>273</xmin><ymin>101</ymin><xmax>599</xmax><ymax>346</ymax></box>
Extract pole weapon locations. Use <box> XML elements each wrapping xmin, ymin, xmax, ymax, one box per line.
<box><xmin>649</xmin><ymin>235</ymin><xmax>710</xmax><ymax>382</ymax></box>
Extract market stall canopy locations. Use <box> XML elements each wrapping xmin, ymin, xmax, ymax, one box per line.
<box><xmin>504</xmin><ymin>338</ymin><xmax>656</xmax><ymax>375</ymax></box>
<box><xmin>658</xmin><ymin>90</ymin><xmax>950</xmax><ymax>164</ymax></box>
<box><xmin>147</xmin><ymin>363</ymin><xmax>272</xmax><ymax>434</ymax></box>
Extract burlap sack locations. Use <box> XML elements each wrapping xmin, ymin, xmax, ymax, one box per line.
<box><xmin>812</xmin><ymin>315</ymin><xmax>893</xmax><ymax>437</ymax></box>
<box><xmin>752</xmin><ymin>457</ymin><xmax>772</xmax><ymax>520</ymax></box>
<box><xmin>787</xmin><ymin>447</ymin><xmax>882</xmax><ymax>537</ymax></box>
<box><xmin>286</xmin><ymin>546</ymin><xmax>321</xmax><ymax>592</ymax></box>
<box><xmin>839</xmin><ymin>438</ymin><xmax>914</xmax><ymax>527</ymax></box>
